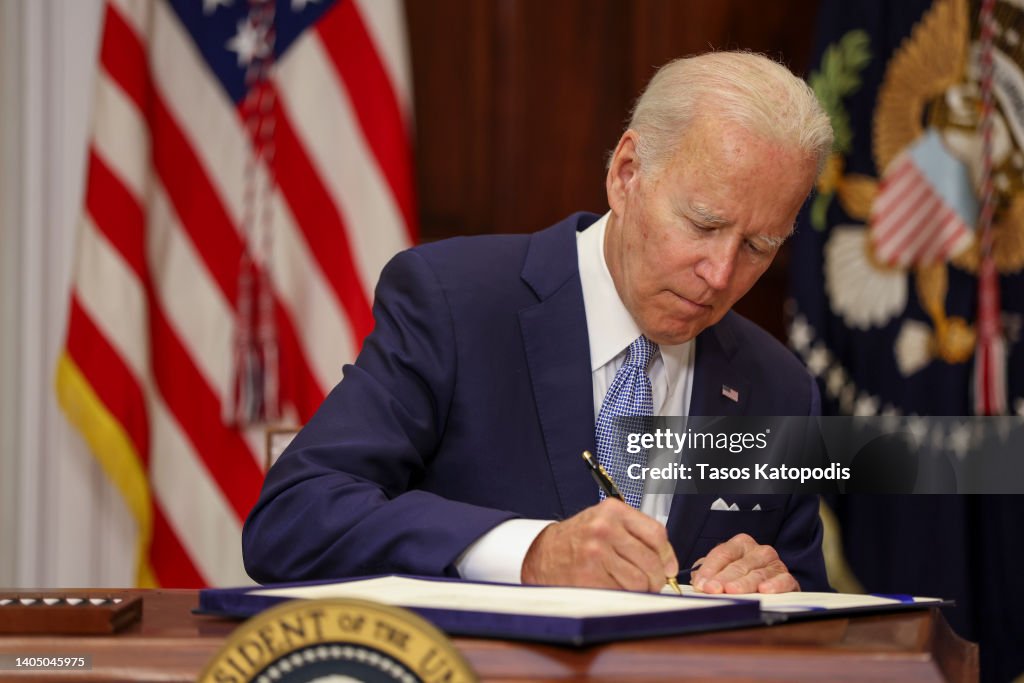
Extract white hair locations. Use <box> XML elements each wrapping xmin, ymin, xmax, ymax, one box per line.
<box><xmin>624</xmin><ymin>51</ymin><xmax>833</xmax><ymax>176</ymax></box>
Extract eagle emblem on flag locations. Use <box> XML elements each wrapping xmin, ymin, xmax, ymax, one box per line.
<box><xmin>793</xmin><ymin>0</ymin><xmax>1024</xmax><ymax>416</ymax></box>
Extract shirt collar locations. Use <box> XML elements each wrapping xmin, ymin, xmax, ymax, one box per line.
<box><xmin>577</xmin><ymin>213</ymin><xmax>642</xmax><ymax>371</ymax></box>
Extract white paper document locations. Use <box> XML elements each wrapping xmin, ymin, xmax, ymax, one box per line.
<box><xmin>661</xmin><ymin>583</ymin><xmax>942</xmax><ymax>613</ymax></box>
<box><xmin>255</xmin><ymin>576</ymin><xmax>733</xmax><ymax>618</ymax></box>
<box><xmin>255</xmin><ymin>575</ymin><xmax>942</xmax><ymax>620</ymax></box>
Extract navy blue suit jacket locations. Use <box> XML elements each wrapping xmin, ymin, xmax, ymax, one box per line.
<box><xmin>243</xmin><ymin>213</ymin><xmax>828</xmax><ymax>590</ymax></box>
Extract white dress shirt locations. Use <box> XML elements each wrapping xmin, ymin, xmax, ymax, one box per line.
<box><xmin>456</xmin><ymin>213</ymin><xmax>695</xmax><ymax>583</ymax></box>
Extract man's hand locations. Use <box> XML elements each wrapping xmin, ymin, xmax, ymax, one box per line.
<box><xmin>521</xmin><ymin>499</ymin><xmax>678</xmax><ymax>592</ymax></box>
<box><xmin>690</xmin><ymin>533</ymin><xmax>798</xmax><ymax>594</ymax></box>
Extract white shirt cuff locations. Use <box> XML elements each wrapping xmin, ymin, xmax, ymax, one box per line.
<box><xmin>455</xmin><ymin>518</ymin><xmax>555</xmax><ymax>584</ymax></box>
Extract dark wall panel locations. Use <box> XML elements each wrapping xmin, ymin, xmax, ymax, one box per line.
<box><xmin>405</xmin><ymin>0</ymin><xmax>820</xmax><ymax>338</ymax></box>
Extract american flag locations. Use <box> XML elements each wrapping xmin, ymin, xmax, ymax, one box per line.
<box><xmin>55</xmin><ymin>0</ymin><xmax>415</xmax><ymax>587</ymax></box>
<box><xmin>869</xmin><ymin>130</ymin><xmax>975</xmax><ymax>269</ymax></box>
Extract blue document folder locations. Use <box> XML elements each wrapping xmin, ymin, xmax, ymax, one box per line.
<box><xmin>198</xmin><ymin>575</ymin><xmax>761</xmax><ymax>645</ymax></box>
<box><xmin>198</xmin><ymin>575</ymin><xmax>948</xmax><ymax>646</ymax></box>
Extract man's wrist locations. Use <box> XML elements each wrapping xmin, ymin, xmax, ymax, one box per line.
<box><xmin>520</xmin><ymin>521</ymin><xmax>556</xmax><ymax>584</ymax></box>
<box><xmin>456</xmin><ymin>518</ymin><xmax>555</xmax><ymax>584</ymax></box>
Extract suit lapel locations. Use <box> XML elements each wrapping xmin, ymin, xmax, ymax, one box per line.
<box><xmin>519</xmin><ymin>214</ymin><xmax>600</xmax><ymax>518</ymax></box>
<box><xmin>668</xmin><ymin>317</ymin><xmax>749</xmax><ymax>564</ymax></box>
<box><xmin>689</xmin><ymin>316</ymin><xmax>749</xmax><ymax>418</ymax></box>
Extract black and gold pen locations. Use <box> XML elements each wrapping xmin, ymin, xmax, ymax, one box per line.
<box><xmin>581</xmin><ymin>450</ymin><xmax>683</xmax><ymax>595</ymax></box>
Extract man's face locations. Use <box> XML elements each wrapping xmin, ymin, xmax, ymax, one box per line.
<box><xmin>604</xmin><ymin>117</ymin><xmax>817</xmax><ymax>346</ymax></box>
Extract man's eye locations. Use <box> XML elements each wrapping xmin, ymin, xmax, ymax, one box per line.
<box><xmin>746</xmin><ymin>240</ymin><xmax>767</xmax><ymax>255</ymax></box>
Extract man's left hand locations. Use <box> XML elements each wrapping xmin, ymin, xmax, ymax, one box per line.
<box><xmin>690</xmin><ymin>533</ymin><xmax>798</xmax><ymax>594</ymax></box>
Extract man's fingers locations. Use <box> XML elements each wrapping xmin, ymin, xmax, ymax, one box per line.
<box><xmin>692</xmin><ymin>533</ymin><xmax>757</xmax><ymax>586</ymax></box>
<box><xmin>707</xmin><ymin>567</ymin><xmax>794</xmax><ymax>595</ymax></box>
<box><xmin>691</xmin><ymin>534</ymin><xmax>796</xmax><ymax>594</ymax></box>
<box><xmin>602</xmin><ymin>546</ymin><xmax>664</xmax><ymax>592</ymax></box>
<box><xmin>619</xmin><ymin>505</ymin><xmax>678</xmax><ymax>577</ymax></box>
<box><xmin>720</xmin><ymin>567</ymin><xmax>772</xmax><ymax>594</ymax></box>
<box><xmin>757</xmin><ymin>571</ymin><xmax>799</xmax><ymax>594</ymax></box>
<box><xmin>617</xmin><ymin>541</ymin><xmax>673</xmax><ymax>591</ymax></box>
<box><xmin>720</xmin><ymin>542</ymin><xmax>781</xmax><ymax>578</ymax></box>
<box><xmin>597</xmin><ymin>502</ymin><xmax>675</xmax><ymax>590</ymax></box>
<box><xmin>573</xmin><ymin>520</ymin><xmax>664</xmax><ymax>591</ymax></box>
<box><xmin>522</xmin><ymin>499</ymin><xmax>677</xmax><ymax>592</ymax></box>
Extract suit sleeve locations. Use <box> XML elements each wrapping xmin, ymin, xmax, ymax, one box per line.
<box><xmin>242</xmin><ymin>249</ymin><xmax>519</xmax><ymax>583</ymax></box>
<box><xmin>776</xmin><ymin>494</ymin><xmax>829</xmax><ymax>591</ymax></box>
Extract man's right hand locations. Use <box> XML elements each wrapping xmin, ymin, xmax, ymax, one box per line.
<box><xmin>520</xmin><ymin>498</ymin><xmax>678</xmax><ymax>592</ymax></box>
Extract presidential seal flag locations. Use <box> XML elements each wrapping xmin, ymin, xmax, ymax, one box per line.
<box><xmin>789</xmin><ymin>1</ymin><xmax>1024</xmax><ymax>679</ymax></box>
<box><xmin>791</xmin><ymin>0</ymin><xmax>1024</xmax><ymax>419</ymax></box>
<box><xmin>55</xmin><ymin>0</ymin><xmax>416</xmax><ymax>588</ymax></box>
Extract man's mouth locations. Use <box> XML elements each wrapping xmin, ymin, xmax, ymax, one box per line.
<box><xmin>673</xmin><ymin>292</ymin><xmax>712</xmax><ymax>310</ymax></box>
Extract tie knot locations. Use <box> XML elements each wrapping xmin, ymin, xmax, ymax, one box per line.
<box><xmin>624</xmin><ymin>335</ymin><xmax>658</xmax><ymax>371</ymax></box>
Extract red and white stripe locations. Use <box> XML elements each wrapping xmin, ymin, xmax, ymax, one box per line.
<box><xmin>870</xmin><ymin>154</ymin><xmax>973</xmax><ymax>268</ymax></box>
<box><xmin>59</xmin><ymin>0</ymin><xmax>416</xmax><ymax>586</ymax></box>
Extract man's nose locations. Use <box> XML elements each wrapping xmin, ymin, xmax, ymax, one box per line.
<box><xmin>695</xmin><ymin>239</ymin><xmax>738</xmax><ymax>290</ymax></box>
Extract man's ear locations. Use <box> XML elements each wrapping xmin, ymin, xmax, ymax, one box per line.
<box><xmin>606</xmin><ymin>130</ymin><xmax>642</xmax><ymax>214</ymax></box>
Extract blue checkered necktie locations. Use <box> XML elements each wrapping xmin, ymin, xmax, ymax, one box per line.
<box><xmin>595</xmin><ymin>335</ymin><xmax>658</xmax><ymax>509</ymax></box>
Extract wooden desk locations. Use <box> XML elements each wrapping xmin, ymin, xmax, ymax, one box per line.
<box><xmin>0</xmin><ymin>589</ymin><xmax>977</xmax><ymax>682</ymax></box>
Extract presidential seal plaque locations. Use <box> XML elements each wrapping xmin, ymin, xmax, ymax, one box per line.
<box><xmin>198</xmin><ymin>598</ymin><xmax>478</xmax><ymax>683</ymax></box>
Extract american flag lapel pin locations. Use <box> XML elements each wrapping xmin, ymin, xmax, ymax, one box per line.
<box><xmin>721</xmin><ymin>385</ymin><xmax>739</xmax><ymax>402</ymax></box>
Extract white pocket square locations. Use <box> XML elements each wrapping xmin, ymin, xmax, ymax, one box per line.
<box><xmin>710</xmin><ymin>498</ymin><xmax>762</xmax><ymax>512</ymax></box>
